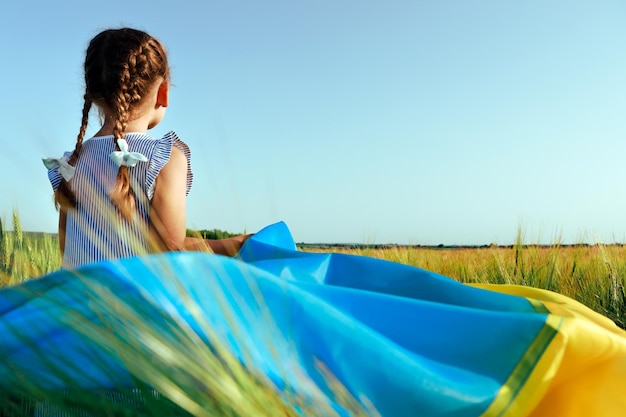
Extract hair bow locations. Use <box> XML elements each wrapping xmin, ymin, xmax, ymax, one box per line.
<box><xmin>110</xmin><ymin>139</ymin><xmax>148</xmax><ymax>167</ymax></box>
<box><xmin>42</xmin><ymin>155</ymin><xmax>76</xmax><ymax>181</ymax></box>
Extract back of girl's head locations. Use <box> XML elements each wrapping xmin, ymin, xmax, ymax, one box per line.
<box><xmin>55</xmin><ymin>28</ymin><xmax>170</xmax><ymax>217</ymax></box>
<box><xmin>85</xmin><ymin>28</ymin><xmax>169</xmax><ymax>138</ymax></box>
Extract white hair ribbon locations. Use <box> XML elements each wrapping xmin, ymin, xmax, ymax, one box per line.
<box><xmin>42</xmin><ymin>155</ymin><xmax>76</xmax><ymax>181</ymax></box>
<box><xmin>110</xmin><ymin>139</ymin><xmax>148</xmax><ymax>167</ymax></box>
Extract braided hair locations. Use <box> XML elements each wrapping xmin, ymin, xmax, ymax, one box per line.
<box><xmin>54</xmin><ymin>28</ymin><xmax>170</xmax><ymax>219</ymax></box>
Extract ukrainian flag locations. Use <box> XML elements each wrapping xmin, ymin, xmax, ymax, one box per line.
<box><xmin>0</xmin><ymin>222</ymin><xmax>624</xmax><ymax>416</ymax></box>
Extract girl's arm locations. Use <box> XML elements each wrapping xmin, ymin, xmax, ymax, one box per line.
<box><xmin>150</xmin><ymin>146</ymin><xmax>188</xmax><ymax>251</ymax></box>
<box><xmin>184</xmin><ymin>234</ymin><xmax>252</xmax><ymax>256</ymax></box>
<box><xmin>150</xmin><ymin>145</ymin><xmax>251</xmax><ymax>256</ymax></box>
<box><xmin>58</xmin><ymin>209</ymin><xmax>67</xmax><ymax>256</ymax></box>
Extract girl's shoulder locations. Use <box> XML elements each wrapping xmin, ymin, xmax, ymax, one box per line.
<box><xmin>156</xmin><ymin>131</ymin><xmax>191</xmax><ymax>158</ymax></box>
<box><xmin>135</xmin><ymin>131</ymin><xmax>191</xmax><ymax>167</ymax></box>
<box><xmin>126</xmin><ymin>131</ymin><xmax>190</xmax><ymax>152</ymax></box>
<box><xmin>142</xmin><ymin>131</ymin><xmax>193</xmax><ymax>198</ymax></box>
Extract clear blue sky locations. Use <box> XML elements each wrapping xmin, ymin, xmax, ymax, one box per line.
<box><xmin>1</xmin><ymin>1</ymin><xmax>625</xmax><ymax>245</ymax></box>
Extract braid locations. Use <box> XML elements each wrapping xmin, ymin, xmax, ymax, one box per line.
<box><xmin>71</xmin><ymin>94</ymin><xmax>91</xmax><ymax>164</ymax></box>
<box><xmin>109</xmin><ymin>47</ymin><xmax>146</xmax><ymax>220</ymax></box>
<box><xmin>54</xmin><ymin>95</ymin><xmax>92</xmax><ymax>210</ymax></box>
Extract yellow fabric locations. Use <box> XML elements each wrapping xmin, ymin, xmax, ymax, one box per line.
<box><xmin>473</xmin><ymin>284</ymin><xmax>626</xmax><ymax>417</ymax></box>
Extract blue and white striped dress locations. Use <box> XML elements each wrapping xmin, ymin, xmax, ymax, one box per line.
<box><xmin>48</xmin><ymin>131</ymin><xmax>192</xmax><ymax>269</ymax></box>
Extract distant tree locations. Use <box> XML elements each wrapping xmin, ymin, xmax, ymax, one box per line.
<box><xmin>186</xmin><ymin>228</ymin><xmax>239</xmax><ymax>240</ymax></box>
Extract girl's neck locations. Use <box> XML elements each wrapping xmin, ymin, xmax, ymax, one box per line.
<box><xmin>94</xmin><ymin>116</ymin><xmax>150</xmax><ymax>137</ymax></box>
<box><xmin>93</xmin><ymin>81</ymin><xmax>168</xmax><ymax>137</ymax></box>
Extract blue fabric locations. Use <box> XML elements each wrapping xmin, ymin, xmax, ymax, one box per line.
<box><xmin>0</xmin><ymin>222</ymin><xmax>558</xmax><ymax>416</ymax></box>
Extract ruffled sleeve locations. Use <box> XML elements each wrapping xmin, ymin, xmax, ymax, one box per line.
<box><xmin>47</xmin><ymin>151</ymin><xmax>73</xmax><ymax>191</ymax></box>
<box><xmin>145</xmin><ymin>131</ymin><xmax>193</xmax><ymax>200</ymax></box>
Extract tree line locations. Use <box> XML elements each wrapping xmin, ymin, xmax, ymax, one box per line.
<box><xmin>186</xmin><ymin>228</ymin><xmax>239</xmax><ymax>240</ymax></box>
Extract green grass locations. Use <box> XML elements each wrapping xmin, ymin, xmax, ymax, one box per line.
<box><xmin>0</xmin><ymin>212</ymin><xmax>61</xmax><ymax>286</ymax></box>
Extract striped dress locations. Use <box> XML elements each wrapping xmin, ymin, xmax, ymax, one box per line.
<box><xmin>48</xmin><ymin>131</ymin><xmax>193</xmax><ymax>269</ymax></box>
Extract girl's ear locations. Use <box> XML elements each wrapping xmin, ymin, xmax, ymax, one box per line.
<box><xmin>156</xmin><ymin>81</ymin><xmax>169</xmax><ymax>108</ymax></box>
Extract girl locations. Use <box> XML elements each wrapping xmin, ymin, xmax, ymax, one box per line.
<box><xmin>44</xmin><ymin>28</ymin><xmax>249</xmax><ymax>269</ymax></box>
